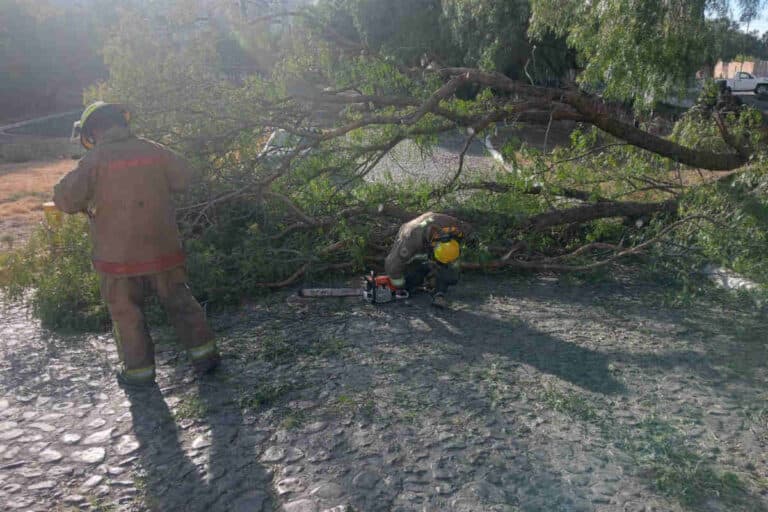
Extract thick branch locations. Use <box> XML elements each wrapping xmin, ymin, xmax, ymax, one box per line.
<box><xmin>521</xmin><ymin>198</ymin><xmax>678</xmax><ymax>232</ymax></box>
<box><xmin>434</xmin><ymin>181</ymin><xmax>601</xmax><ymax>202</ymax></box>
<box><xmin>562</xmin><ymin>94</ymin><xmax>747</xmax><ymax>170</ymax></box>
<box><xmin>437</xmin><ymin>68</ymin><xmax>749</xmax><ymax>171</ymax></box>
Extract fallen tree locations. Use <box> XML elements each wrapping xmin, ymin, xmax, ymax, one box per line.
<box><xmin>6</xmin><ymin>0</ymin><xmax>768</xmax><ymax>317</ymax></box>
<box><xmin>131</xmin><ymin>6</ymin><xmax>762</xmax><ymax>298</ymax></box>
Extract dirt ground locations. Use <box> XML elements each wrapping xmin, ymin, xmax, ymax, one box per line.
<box><xmin>1</xmin><ymin>117</ymin><xmax>767</xmax><ymax>511</ymax></box>
<box><xmin>0</xmin><ymin>160</ymin><xmax>72</xmax><ymax>249</ymax></box>
<box><xmin>0</xmin><ymin>274</ymin><xmax>767</xmax><ymax>511</ymax></box>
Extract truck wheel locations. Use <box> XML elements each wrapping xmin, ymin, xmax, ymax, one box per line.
<box><xmin>756</xmin><ymin>84</ymin><xmax>768</xmax><ymax>96</ymax></box>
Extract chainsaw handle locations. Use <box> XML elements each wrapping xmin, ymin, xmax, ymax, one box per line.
<box><xmin>365</xmin><ymin>273</ymin><xmax>399</xmax><ymax>291</ymax></box>
<box><xmin>374</xmin><ymin>275</ymin><xmax>397</xmax><ymax>290</ymax></box>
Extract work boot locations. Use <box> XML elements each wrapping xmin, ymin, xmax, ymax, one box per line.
<box><xmin>424</xmin><ymin>275</ymin><xmax>437</xmax><ymax>294</ymax></box>
<box><xmin>116</xmin><ymin>368</ymin><xmax>157</xmax><ymax>391</ymax></box>
<box><xmin>431</xmin><ymin>292</ymin><xmax>449</xmax><ymax>309</ymax></box>
<box><xmin>188</xmin><ymin>338</ymin><xmax>221</xmax><ymax>375</ymax></box>
<box><xmin>193</xmin><ymin>352</ymin><xmax>221</xmax><ymax>375</ymax></box>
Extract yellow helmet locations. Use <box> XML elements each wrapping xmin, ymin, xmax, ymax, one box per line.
<box><xmin>72</xmin><ymin>102</ymin><xmax>131</xmax><ymax>149</ymax></box>
<box><xmin>433</xmin><ymin>239</ymin><xmax>460</xmax><ymax>264</ymax></box>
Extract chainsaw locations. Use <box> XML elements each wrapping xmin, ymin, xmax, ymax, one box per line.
<box><xmin>299</xmin><ymin>271</ymin><xmax>409</xmax><ymax>304</ymax></box>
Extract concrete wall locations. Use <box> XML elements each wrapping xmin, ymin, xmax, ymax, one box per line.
<box><xmin>715</xmin><ymin>60</ymin><xmax>768</xmax><ymax>78</ymax></box>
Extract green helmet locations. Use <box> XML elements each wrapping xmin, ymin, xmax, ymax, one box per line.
<box><xmin>71</xmin><ymin>101</ymin><xmax>131</xmax><ymax>149</ymax></box>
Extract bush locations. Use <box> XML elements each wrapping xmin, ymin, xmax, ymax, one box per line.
<box><xmin>0</xmin><ymin>215</ymin><xmax>109</xmax><ymax>331</ymax></box>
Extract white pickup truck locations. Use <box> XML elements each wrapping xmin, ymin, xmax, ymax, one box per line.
<box><xmin>724</xmin><ymin>71</ymin><xmax>768</xmax><ymax>95</ymax></box>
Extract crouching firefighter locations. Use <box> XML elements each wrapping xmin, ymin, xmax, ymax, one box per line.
<box><xmin>53</xmin><ymin>101</ymin><xmax>220</xmax><ymax>388</ymax></box>
<box><xmin>385</xmin><ymin>212</ymin><xmax>472</xmax><ymax>308</ymax></box>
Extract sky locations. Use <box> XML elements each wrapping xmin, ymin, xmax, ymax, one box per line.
<box><xmin>738</xmin><ymin>15</ymin><xmax>768</xmax><ymax>35</ymax></box>
<box><xmin>732</xmin><ymin>0</ymin><xmax>768</xmax><ymax>35</ymax></box>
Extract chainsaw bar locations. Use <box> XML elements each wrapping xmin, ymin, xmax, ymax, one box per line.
<box><xmin>298</xmin><ymin>288</ymin><xmax>362</xmax><ymax>298</ymax></box>
<box><xmin>298</xmin><ymin>287</ymin><xmax>409</xmax><ymax>304</ymax></box>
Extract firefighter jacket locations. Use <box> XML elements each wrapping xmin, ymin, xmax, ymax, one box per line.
<box><xmin>54</xmin><ymin>126</ymin><xmax>192</xmax><ymax>276</ymax></box>
<box><xmin>384</xmin><ymin>212</ymin><xmax>472</xmax><ymax>285</ymax></box>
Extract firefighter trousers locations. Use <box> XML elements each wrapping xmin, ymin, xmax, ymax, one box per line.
<box><xmin>403</xmin><ymin>260</ymin><xmax>459</xmax><ymax>294</ymax></box>
<box><xmin>99</xmin><ymin>266</ymin><xmax>217</xmax><ymax>383</ymax></box>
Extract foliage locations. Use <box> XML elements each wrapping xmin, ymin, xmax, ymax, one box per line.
<box><xmin>705</xmin><ymin>17</ymin><xmax>768</xmax><ymax>68</ymax></box>
<box><xmin>679</xmin><ymin>167</ymin><xmax>768</xmax><ymax>285</ymax></box>
<box><xmin>621</xmin><ymin>416</ymin><xmax>750</xmax><ymax>508</ymax></box>
<box><xmin>0</xmin><ymin>215</ymin><xmax>108</xmax><ymax>331</ymax></box>
<box><xmin>315</xmin><ymin>0</ymin><xmax>573</xmax><ymax>83</ymax></box>
<box><xmin>4</xmin><ymin>0</ymin><xmax>768</xmax><ymax>330</ymax></box>
<box><xmin>529</xmin><ymin>0</ymin><xmax>768</xmax><ymax>105</ymax></box>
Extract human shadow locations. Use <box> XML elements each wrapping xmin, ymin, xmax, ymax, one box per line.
<box><xmin>127</xmin><ymin>385</ymin><xmax>209</xmax><ymax>511</ymax></box>
<box><xmin>127</xmin><ymin>376</ymin><xmax>276</xmax><ymax>511</ymax></box>
<box><xmin>198</xmin><ymin>373</ymin><xmax>277</xmax><ymax>511</ymax></box>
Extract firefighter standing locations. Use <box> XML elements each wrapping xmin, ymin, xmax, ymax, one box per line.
<box><xmin>53</xmin><ymin>102</ymin><xmax>219</xmax><ymax>388</ymax></box>
<box><xmin>385</xmin><ymin>212</ymin><xmax>472</xmax><ymax>308</ymax></box>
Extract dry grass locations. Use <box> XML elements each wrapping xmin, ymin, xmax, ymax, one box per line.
<box><xmin>0</xmin><ymin>160</ymin><xmax>73</xmax><ymax>249</ymax></box>
<box><xmin>0</xmin><ymin>137</ymin><xmax>80</xmax><ymax>164</ymax></box>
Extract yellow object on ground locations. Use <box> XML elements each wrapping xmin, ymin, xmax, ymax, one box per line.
<box><xmin>42</xmin><ymin>202</ymin><xmax>62</xmax><ymax>226</ymax></box>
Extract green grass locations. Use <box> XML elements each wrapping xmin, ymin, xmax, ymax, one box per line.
<box><xmin>237</xmin><ymin>382</ymin><xmax>296</xmax><ymax>410</ymax></box>
<box><xmin>621</xmin><ymin>417</ymin><xmax>755</xmax><ymax>510</ymax></box>
<box><xmin>542</xmin><ymin>387</ymin><xmax>600</xmax><ymax>423</ymax></box>
<box><xmin>476</xmin><ymin>363</ymin><xmax>514</xmax><ymax>408</ymax></box>
<box><xmin>539</xmin><ymin>384</ymin><xmax>762</xmax><ymax>511</ymax></box>
<box><xmin>307</xmin><ymin>337</ymin><xmax>349</xmax><ymax>358</ymax></box>
<box><xmin>257</xmin><ymin>334</ymin><xmax>298</xmax><ymax>364</ymax></box>
<box><xmin>279</xmin><ymin>408</ymin><xmax>309</xmax><ymax>430</ymax></box>
<box><xmin>0</xmin><ymin>190</ymin><xmax>49</xmax><ymax>204</ymax></box>
<box><xmin>173</xmin><ymin>395</ymin><xmax>207</xmax><ymax>420</ymax></box>
<box><xmin>0</xmin><ymin>139</ymin><xmax>80</xmax><ymax>163</ymax></box>
<box><xmin>1</xmin><ymin>234</ymin><xmax>14</xmax><ymax>250</ymax></box>
<box><xmin>86</xmin><ymin>497</ymin><xmax>117</xmax><ymax>512</ymax></box>
<box><xmin>333</xmin><ymin>392</ymin><xmax>377</xmax><ymax>422</ymax></box>
<box><xmin>739</xmin><ymin>405</ymin><xmax>768</xmax><ymax>445</ymax></box>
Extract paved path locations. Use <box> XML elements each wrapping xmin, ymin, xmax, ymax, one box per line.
<box><xmin>1</xmin><ymin>275</ymin><xmax>767</xmax><ymax>511</ymax></box>
<box><xmin>0</xmin><ymin>111</ymin><xmax>81</xmax><ymax>137</ymax></box>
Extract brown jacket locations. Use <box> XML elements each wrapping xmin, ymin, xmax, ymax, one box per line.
<box><xmin>384</xmin><ymin>212</ymin><xmax>472</xmax><ymax>281</ymax></box>
<box><xmin>53</xmin><ymin>126</ymin><xmax>192</xmax><ymax>276</ymax></box>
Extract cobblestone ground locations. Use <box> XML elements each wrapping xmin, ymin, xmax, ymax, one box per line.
<box><xmin>1</xmin><ymin>275</ymin><xmax>767</xmax><ymax>511</ymax></box>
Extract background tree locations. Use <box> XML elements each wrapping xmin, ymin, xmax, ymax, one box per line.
<box><xmin>0</xmin><ymin>0</ymin><xmax>117</xmax><ymax>121</ymax></box>
<box><xmin>530</xmin><ymin>0</ymin><xmax>768</xmax><ymax>104</ymax></box>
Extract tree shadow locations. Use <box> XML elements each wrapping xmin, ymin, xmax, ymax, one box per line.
<box><xmin>416</xmin><ymin>305</ymin><xmax>626</xmax><ymax>395</ymax></box>
<box><xmin>459</xmin><ymin>275</ymin><xmax>768</xmax><ymax>386</ymax></box>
